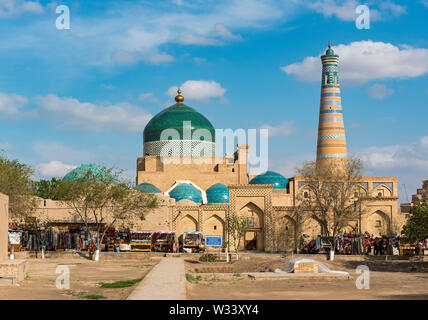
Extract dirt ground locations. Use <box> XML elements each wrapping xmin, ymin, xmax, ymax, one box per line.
<box><xmin>185</xmin><ymin>254</ymin><xmax>428</xmax><ymax>300</ymax></box>
<box><xmin>0</xmin><ymin>254</ymin><xmax>160</xmax><ymax>300</ymax></box>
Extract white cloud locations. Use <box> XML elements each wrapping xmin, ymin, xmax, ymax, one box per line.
<box><xmin>0</xmin><ymin>92</ymin><xmax>30</xmax><ymax>116</ymax></box>
<box><xmin>111</xmin><ymin>50</ymin><xmax>140</xmax><ymax>64</ymax></box>
<box><xmin>215</xmin><ymin>23</ymin><xmax>243</xmax><ymax>41</ymax></box>
<box><xmin>423</xmin><ymin>0</ymin><xmax>428</xmax><ymax>8</ymax></box>
<box><xmin>307</xmin><ymin>0</ymin><xmax>406</xmax><ymax>21</ymax></box>
<box><xmin>176</xmin><ymin>34</ymin><xmax>222</xmax><ymax>46</ymax></box>
<box><xmin>145</xmin><ymin>52</ymin><xmax>174</xmax><ymax>64</ymax></box>
<box><xmin>361</xmin><ymin>137</ymin><xmax>428</xmax><ymax>170</ymax></box>
<box><xmin>33</xmin><ymin>141</ymin><xmax>92</xmax><ymax>163</ymax></box>
<box><xmin>0</xmin><ymin>0</ymin><xmax>43</xmax><ymax>18</ymax></box>
<box><xmin>138</xmin><ymin>93</ymin><xmax>159</xmax><ymax>104</ymax></box>
<box><xmin>366</xmin><ymin>83</ymin><xmax>394</xmax><ymax>99</ymax></box>
<box><xmin>281</xmin><ymin>40</ymin><xmax>428</xmax><ymax>85</ymax></box>
<box><xmin>261</xmin><ymin>121</ymin><xmax>295</xmax><ymax>137</ymax></box>
<box><xmin>167</xmin><ymin>80</ymin><xmax>226</xmax><ymax>102</ymax></box>
<box><xmin>1</xmin><ymin>0</ymin><xmax>299</xmax><ymax>65</ymax></box>
<box><xmin>358</xmin><ymin>136</ymin><xmax>428</xmax><ymax>202</ymax></box>
<box><xmin>34</xmin><ymin>94</ymin><xmax>153</xmax><ymax>132</ymax></box>
<box><xmin>37</xmin><ymin>160</ymin><xmax>77</xmax><ymax>178</ymax></box>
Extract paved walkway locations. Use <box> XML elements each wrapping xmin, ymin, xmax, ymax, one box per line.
<box><xmin>127</xmin><ymin>257</ymin><xmax>186</xmax><ymax>300</ymax></box>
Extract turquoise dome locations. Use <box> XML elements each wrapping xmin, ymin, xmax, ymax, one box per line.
<box><xmin>63</xmin><ymin>164</ymin><xmax>113</xmax><ymax>182</ymax></box>
<box><xmin>206</xmin><ymin>183</ymin><xmax>229</xmax><ymax>203</ymax></box>
<box><xmin>143</xmin><ymin>103</ymin><xmax>215</xmax><ymax>143</ymax></box>
<box><xmin>250</xmin><ymin>171</ymin><xmax>289</xmax><ymax>189</ymax></box>
<box><xmin>326</xmin><ymin>48</ymin><xmax>335</xmax><ymax>55</ymax></box>
<box><xmin>136</xmin><ymin>183</ymin><xmax>161</xmax><ymax>193</ymax></box>
<box><xmin>169</xmin><ymin>183</ymin><xmax>202</xmax><ymax>203</ymax></box>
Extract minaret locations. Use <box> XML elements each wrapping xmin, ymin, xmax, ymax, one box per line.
<box><xmin>316</xmin><ymin>41</ymin><xmax>348</xmax><ymax>168</ymax></box>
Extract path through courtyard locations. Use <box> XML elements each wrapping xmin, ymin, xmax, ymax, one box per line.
<box><xmin>127</xmin><ymin>257</ymin><xmax>186</xmax><ymax>300</ymax></box>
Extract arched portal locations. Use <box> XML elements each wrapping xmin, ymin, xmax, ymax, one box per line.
<box><xmin>239</xmin><ymin>202</ymin><xmax>264</xmax><ymax>251</ymax></box>
<box><xmin>176</xmin><ymin>214</ymin><xmax>198</xmax><ymax>239</ymax></box>
<box><xmin>364</xmin><ymin>210</ymin><xmax>391</xmax><ymax>237</ymax></box>
<box><xmin>203</xmin><ymin>215</ymin><xmax>225</xmax><ymax>238</ymax></box>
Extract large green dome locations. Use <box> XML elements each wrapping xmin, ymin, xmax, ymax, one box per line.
<box><xmin>143</xmin><ymin>91</ymin><xmax>216</xmax><ymax>156</ymax></box>
<box><xmin>143</xmin><ymin>103</ymin><xmax>215</xmax><ymax>143</ymax></box>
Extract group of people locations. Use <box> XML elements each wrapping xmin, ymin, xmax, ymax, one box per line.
<box><xmin>364</xmin><ymin>236</ymin><xmax>398</xmax><ymax>256</ymax></box>
<box><xmin>300</xmin><ymin>232</ymin><xmax>428</xmax><ymax>256</ymax></box>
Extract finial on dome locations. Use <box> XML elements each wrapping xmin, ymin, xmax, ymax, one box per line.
<box><xmin>175</xmin><ymin>88</ymin><xmax>184</xmax><ymax>103</ymax></box>
<box><xmin>328</xmin><ymin>40</ymin><xmax>331</xmax><ymax>49</ymax></box>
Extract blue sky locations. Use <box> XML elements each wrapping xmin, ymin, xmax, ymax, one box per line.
<box><xmin>0</xmin><ymin>0</ymin><xmax>427</xmax><ymax>203</ymax></box>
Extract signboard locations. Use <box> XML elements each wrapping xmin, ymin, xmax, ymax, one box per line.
<box><xmin>8</xmin><ymin>231</ymin><xmax>21</xmax><ymax>245</ymax></box>
<box><xmin>205</xmin><ymin>235</ymin><xmax>222</xmax><ymax>247</ymax></box>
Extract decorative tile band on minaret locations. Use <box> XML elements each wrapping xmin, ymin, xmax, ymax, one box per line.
<box><xmin>316</xmin><ymin>41</ymin><xmax>348</xmax><ymax>166</ymax></box>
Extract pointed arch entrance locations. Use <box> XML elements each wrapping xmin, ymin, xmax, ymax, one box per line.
<box><xmin>239</xmin><ymin>202</ymin><xmax>264</xmax><ymax>251</ymax></box>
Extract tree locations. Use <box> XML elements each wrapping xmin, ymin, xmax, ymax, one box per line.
<box><xmin>56</xmin><ymin>165</ymin><xmax>159</xmax><ymax>260</ymax></box>
<box><xmin>33</xmin><ymin>178</ymin><xmax>62</xmax><ymax>200</ymax></box>
<box><xmin>402</xmin><ymin>203</ymin><xmax>428</xmax><ymax>241</ymax></box>
<box><xmin>296</xmin><ymin>157</ymin><xmax>364</xmax><ymax>251</ymax></box>
<box><xmin>0</xmin><ymin>153</ymin><xmax>37</xmax><ymax>221</ymax></box>
<box><xmin>225</xmin><ymin>212</ymin><xmax>248</xmax><ymax>261</ymax></box>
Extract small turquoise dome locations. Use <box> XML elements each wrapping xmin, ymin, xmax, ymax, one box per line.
<box><xmin>326</xmin><ymin>48</ymin><xmax>335</xmax><ymax>55</ymax></box>
<box><xmin>136</xmin><ymin>183</ymin><xmax>161</xmax><ymax>193</ymax></box>
<box><xmin>169</xmin><ymin>183</ymin><xmax>202</xmax><ymax>203</ymax></box>
<box><xmin>250</xmin><ymin>171</ymin><xmax>289</xmax><ymax>189</ymax></box>
<box><xmin>206</xmin><ymin>183</ymin><xmax>229</xmax><ymax>203</ymax></box>
<box><xmin>63</xmin><ymin>164</ymin><xmax>113</xmax><ymax>182</ymax></box>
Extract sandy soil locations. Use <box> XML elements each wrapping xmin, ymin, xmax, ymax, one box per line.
<box><xmin>185</xmin><ymin>254</ymin><xmax>428</xmax><ymax>300</ymax></box>
<box><xmin>0</xmin><ymin>254</ymin><xmax>160</xmax><ymax>300</ymax></box>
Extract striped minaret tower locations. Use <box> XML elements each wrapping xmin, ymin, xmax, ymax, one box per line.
<box><xmin>316</xmin><ymin>41</ymin><xmax>348</xmax><ymax>168</ymax></box>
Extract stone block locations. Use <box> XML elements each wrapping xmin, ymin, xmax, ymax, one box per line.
<box><xmin>0</xmin><ymin>259</ymin><xmax>28</xmax><ymax>283</ymax></box>
<box><xmin>294</xmin><ymin>261</ymin><xmax>319</xmax><ymax>273</ymax></box>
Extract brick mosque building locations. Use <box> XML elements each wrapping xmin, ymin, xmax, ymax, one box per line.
<box><xmin>35</xmin><ymin>44</ymin><xmax>406</xmax><ymax>252</ymax></box>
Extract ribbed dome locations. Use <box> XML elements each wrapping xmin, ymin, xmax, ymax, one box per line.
<box><xmin>143</xmin><ymin>103</ymin><xmax>215</xmax><ymax>143</ymax></box>
<box><xmin>63</xmin><ymin>164</ymin><xmax>113</xmax><ymax>182</ymax></box>
<box><xmin>169</xmin><ymin>183</ymin><xmax>202</xmax><ymax>203</ymax></box>
<box><xmin>206</xmin><ymin>183</ymin><xmax>229</xmax><ymax>203</ymax></box>
<box><xmin>136</xmin><ymin>183</ymin><xmax>161</xmax><ymax>193</ymax></box>
<box><xmin>250</xmin><ymin>171</ymin><xmax>289</xmax><ymax>189</ymax></box>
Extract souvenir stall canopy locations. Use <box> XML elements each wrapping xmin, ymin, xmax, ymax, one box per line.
<box><xmin>8</xmin><ymin>222</ymin><xmax>131</xmax><ymax>252</ymax></box>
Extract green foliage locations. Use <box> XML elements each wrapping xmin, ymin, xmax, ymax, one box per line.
<box><xmin>185</xmin><ymin>273</ymin><xmax>202</xmax><ymax>283</ymax></box>
<box><xmin>0</xmin><ymin>153</ymin><xmax>37</xmax><ymax>220</ymax></box>
<box><xmin>33</xmin><ymin>178</ymin><xmax>62</xmax><ymax>200</ymax></box>
<box><xmin>225</xmin><ymin>212</ymin><xmax>248</xmax><ymax>256</ymax></box>
<box><xmin>80</xmin><ymin>294</ymin><xmax>107</xmax><ymax>300</ymax></box>
<box><xmin>99</xmin><ymin>277</ymin><xmax>144</xmax><ymax>288</ymax></box>
<box><xmin>56</xmin><ymin>164</ymin><xmax>159</xmax><ymax>251</ymax></box>
<box><xmin>402</xmin><ymin>203</ymin><xmax>428</xmax><ymax>241</ymax></box>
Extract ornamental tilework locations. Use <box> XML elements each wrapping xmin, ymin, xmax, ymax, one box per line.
<box><xmin>229</xmin><ymin>186</ymin><xmax>274</xmax><ymax>252</ymax></box>
<box><xmin>372</xmin><ymin>182</ymin><xmax>394</xmax><ymax>193</ymax></box>
<box><xmin>144</xmin><ymin>140</ymin><xmax>215</xmax><ymax>156</ymax></box>
<box><xmin>352</xmin><ymin>182</ymin><xmax>369</xmax><ymax>191</ymax></box>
